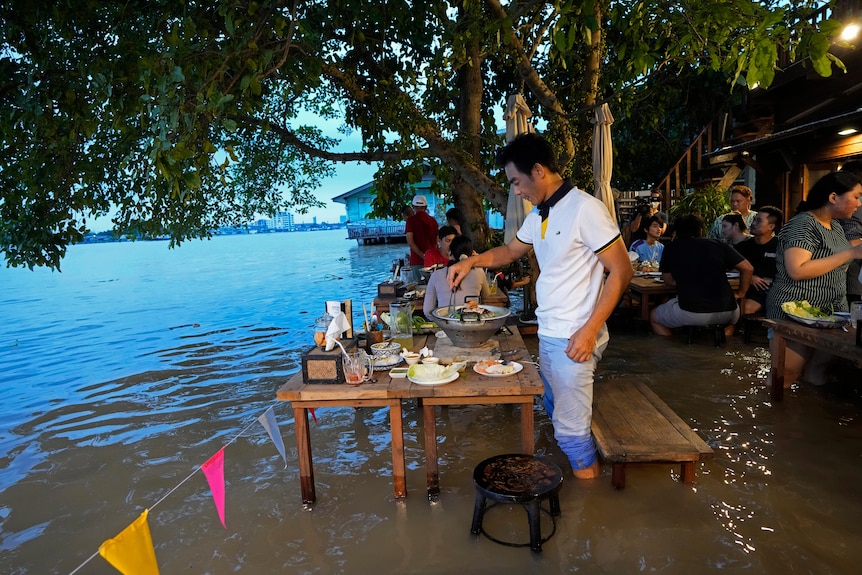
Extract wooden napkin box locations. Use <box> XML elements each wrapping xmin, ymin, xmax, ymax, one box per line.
<box><xmin>378</xmin><ymin>281</ymin><xmax>404</xmax><ymax>297</ymax></box>
<box><xmin>301</xmin><ymin>338</ymin><xmax>357</xmax><ymax>384</ymax></box>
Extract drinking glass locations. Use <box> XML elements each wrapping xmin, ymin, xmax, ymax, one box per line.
<box><xmin>343</xmin><ymin>350</ymin><xmax>372</xmax><ymax>385</ymax></box>
<box><xmin>487</xmin><ymin>273</ymin><xmax>498</xmax><ymax>295</ymax></box>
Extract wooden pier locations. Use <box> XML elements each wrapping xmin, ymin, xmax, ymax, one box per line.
<box><xmin>347</xmin><ymin>221</ymin><xmax>407</xmax><ymax>245</ymax></box>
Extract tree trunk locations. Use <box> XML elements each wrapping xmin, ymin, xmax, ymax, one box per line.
<box><xmin>453</xmin><ymin>7</ymin><xmax>490</xmax><ymax>249</ymax></box>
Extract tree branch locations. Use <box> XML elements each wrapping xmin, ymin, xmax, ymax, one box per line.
<box><xmin>485</xmin><ymin>0</ymin><xmax>575</xmax><ymax>166</ymax></box>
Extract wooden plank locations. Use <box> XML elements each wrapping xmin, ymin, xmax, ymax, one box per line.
<box><xmin>421</xmin><ymin>395</ymin><xmax>530</xmax><ymax>406</ymax></box>
<box><xmin>591</xmin><ymin>380</ymin><xmax>714</xmax><ymax>482</ymax></box>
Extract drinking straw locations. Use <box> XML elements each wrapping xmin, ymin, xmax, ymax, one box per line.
<box><xmin>362</xmin><ymin>303</ymin><xmax>371</xmax><ymax>332</ymax></box>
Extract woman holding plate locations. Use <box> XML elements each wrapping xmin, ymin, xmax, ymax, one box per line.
<box><xmin>765</xmin><ymin>171</ymin><xmax>862</xmax><ymax>387</ymax></box>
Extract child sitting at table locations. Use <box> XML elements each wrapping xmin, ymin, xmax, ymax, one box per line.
<box><xmin>630</xmin><ymin>214</ymin><xmax>665</xmax><ymax>267</ymax></box>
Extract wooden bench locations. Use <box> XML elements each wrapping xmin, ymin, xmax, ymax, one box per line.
<box><xmin>591</xmin><ymin>380</ymin><xmax>714</xmax><ymax>489</ymax></box>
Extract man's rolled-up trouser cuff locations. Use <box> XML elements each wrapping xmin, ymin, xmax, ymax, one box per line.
<box><xmin>557</xmin><ymin>433</ymin><xmax>597</xmax><ymax>470</ymax></box>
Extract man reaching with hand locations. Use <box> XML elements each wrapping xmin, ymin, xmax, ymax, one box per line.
<box><xmin>448</xmin><ymin>133</ymin><xmax>633</xmax><ymax>479</ymax></box>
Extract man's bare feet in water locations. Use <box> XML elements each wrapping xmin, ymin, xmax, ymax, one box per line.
<box><xmin>573</xmin><ymin>461</ymin><xmax>600</xmax><ymax>479</ymax></box>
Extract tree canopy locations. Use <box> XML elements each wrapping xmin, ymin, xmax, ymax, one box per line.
<box><xmin>1</xmin><ymin>0</ymin><xmax>847</xmax><ymax>269</ymax></box>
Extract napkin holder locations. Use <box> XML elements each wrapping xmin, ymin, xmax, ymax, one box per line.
<box><xmin>301</xmin><ymin>338</ymin><xmax>358</xmax><ymax>384</ymax></box>
<box><xmin>378</xmin><ymin>281</ymin><xmax>404</xmax><ymax>297</ymax></box>
<box><xmin>377</xmin><ymin>281</ymin><xmax>416</xmax><ymax>298</ymax></box>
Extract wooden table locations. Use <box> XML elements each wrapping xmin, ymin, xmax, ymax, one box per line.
<box><xmin>628</xmin><ymin>276</ymin><xmax>673</xmax><ymax>321</ymax></box>
<box><xmin>763</xmin><ymin>318</ymin><xmax>862</xmax><ymax>402</ymax></box>
<box><xmin>628</xmin><ymin>274</ymin><xmax>741</xmax><ymax>321</ymax></box>
<box><xmin>276</xmin><ymin>326</ymin><xmax>542</xmax><ymax>504</ymax></box>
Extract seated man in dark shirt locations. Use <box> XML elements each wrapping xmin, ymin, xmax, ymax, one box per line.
<box><xmin>650</xmin><ymin>214</ymin><xmax>753</xmax><ymax>336</ymax></box>
<box><xmin>733</xmin><ymin>206</ymin><xmax>783</xmax><ymax>315</ymax></box>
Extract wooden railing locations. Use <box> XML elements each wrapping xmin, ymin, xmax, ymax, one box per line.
<box><xmin>346</xmin><ymin>220</ymin><xmax>405</xmax><ymax>241</ymax></box>
<box><xmin>652</xmin><ymin>115</ymin><xmax>728</xmax><ymax>200</ymax></box>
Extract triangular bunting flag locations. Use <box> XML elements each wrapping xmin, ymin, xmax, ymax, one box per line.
<box><xmin>201</xmin><ymin>447</ymin><xmax>226</xmax><ymax>528</ymax></box>
<box><xmin>257</xmin><ymin>406</ymin><xmax>288</xmax><ymax>468</ymax></box>
<box><xmin>99</xmin><ymin>508</ymin><xmax>160</xmax><ymax>575</ymax></box>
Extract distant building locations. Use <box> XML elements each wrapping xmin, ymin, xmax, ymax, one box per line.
<box><xmin>332</xmin><ymin>172</ymin><xmax>503</xmax><ymax>243</ymax></box>
<box><xmin>272</xmin><ymin>211</ymin><xmax>295</xmax><ymax>231</ymax></box>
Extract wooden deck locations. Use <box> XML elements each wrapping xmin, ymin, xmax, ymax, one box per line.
<box><xmin>346</xmin><ymin>221</ymin><xmax>407</xmax><ymax>244</ymax></box>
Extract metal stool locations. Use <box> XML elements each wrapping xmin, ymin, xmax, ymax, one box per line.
<box><xmin>470</xmin><ymin>454</ymin><xmax>563</xmax><ymax>553</ymax></box>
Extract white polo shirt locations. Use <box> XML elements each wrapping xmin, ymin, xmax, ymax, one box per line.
<box><xmin>516</xmin><ymin>185</ymin><xmax>621</xmax><ymax>339</ymax></box>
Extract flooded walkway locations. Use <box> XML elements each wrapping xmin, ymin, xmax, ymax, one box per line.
<box><xmin>251</xmin><ymin>323</ymin><xmax>862</xmax><ymax>574</ymax></box>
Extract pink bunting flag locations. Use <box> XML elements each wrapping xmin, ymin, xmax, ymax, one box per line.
<box><xmin>257</xmin><ymin>406</ymin><xmax>288</xmax><ymax>468</ymax></box>
<box><xmin>201</xmin><ymin>447</ymin><xmax>226</xmax><ymax>528</ymax></box>
<box><xmin>99</xmin><ymin>508</ymin><xmax>160</xmax><ymax>575</ymax></box>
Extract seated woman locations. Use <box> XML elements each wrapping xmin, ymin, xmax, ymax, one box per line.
<box><xmin>765</xmin><ymin>171</ymin><xmax>862</xmax><ymax>387</ymax></box>
<box><xmin>423</xmin><ymin>235</ymin><xmax>491</xmax><ymax>318</ymax></box>
<box><xmin>650</xmin><ymin>214</ymin><xmax>753</xmax><ymax>336</ymax></box>
<box><xmin>720</xmin><ymin>212</ymin><xmax>750</xmax><ymax>246</ymax></box>
<box><xmin>423</xmin><ymin>225</ymin><xmax>458</xmax><ymax>268</ymax></box>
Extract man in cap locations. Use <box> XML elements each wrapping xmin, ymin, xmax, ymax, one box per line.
<box><xmin>405</xmin><ymin>194</ymin><xmax>439</xmax><ymax>282</ymax></box>
<box><xmin>448</xmin><ymin>133</ymin><xmax>633</xmax><ymax>479</ymax></box>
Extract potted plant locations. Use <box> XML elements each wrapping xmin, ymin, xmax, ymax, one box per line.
<box><xmin>666</xmin><ymin>183</ymin><xmax>730</xmax><ymax>229</ymax></box>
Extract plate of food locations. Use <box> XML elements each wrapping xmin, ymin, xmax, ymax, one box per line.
<box><xmin>473</xmin><ymin>359</ymin><xmax>523</xmax><ymax>377</ymax></box>
<box><xmin>635</xmin><ymin>271</ymin><xmax>662</xmax><ymax>278</ymax></box>
<box><xmin>781</xmin><ymin>300</ymin><xmax>850</xmax><ymax>329</ymax></box>
<box><xmin>407</xmin><ymin>363</ymin><xmax>460</xmax><ymax>386</ymax></box>
<box><xmin>372</xmin><ymin>354</ymin><xmax>403</xmax><ymax>370</ymax></box>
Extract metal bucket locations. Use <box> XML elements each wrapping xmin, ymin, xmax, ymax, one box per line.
<box><xmin>431</xmin><ymin>305</ymin><xmax>511</xmax><ymax>348</ymax></box>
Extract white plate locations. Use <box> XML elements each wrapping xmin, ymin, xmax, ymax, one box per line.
<box><xmin>785</xmin><ymin>310</ymin><xmax>849</xmax><ymax>329</ymax></box>
<box><xmin>408</xmin><ymin>371</ymin><xmax>460</xmax><ymax>386</ymax></box>
<box><xmin>473</xmin><ymin>361</ymin><xmax>523</xmax><ymax>377</ymax></box>
<box><xmin>635</xmin><ymin>271</ymin><xmax>661</xmax><ymax>277</ymax></box>
<box><xmin>372</xmin><ymin>355</ymin><xmax>403</xmax><ymax>370</ymax></box>
<box><xmin>726</xmin><ymin>271</ymin><xmax>740</xmax><ymax>278</ymax></box>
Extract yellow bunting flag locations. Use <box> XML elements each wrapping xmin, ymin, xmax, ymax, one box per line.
<box><xmin>99</xmin><ymin>508</ymin><xmax>160</xmax><ymax>575</ymax></box>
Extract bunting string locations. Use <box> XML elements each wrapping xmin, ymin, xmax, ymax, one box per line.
<box><xmin>65</xmin><ymin>401</ymin><xmax>293</xmax><ymax>575</ymax></box>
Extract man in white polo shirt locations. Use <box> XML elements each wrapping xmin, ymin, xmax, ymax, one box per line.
<box><xmin>448</xmin><ymin>133</ymin><xmax>633</xmax><ymax>479</ymax></box>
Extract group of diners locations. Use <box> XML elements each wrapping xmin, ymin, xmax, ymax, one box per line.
<box><xmin>626</xmin><ymin>162</ymin><xmax>862</xmax><ymax>387</ymax></box>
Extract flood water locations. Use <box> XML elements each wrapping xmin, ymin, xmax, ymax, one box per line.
<box><xmin>2</xmin><ymin>230</ymin><xmax>862</xmax><ymax>574</ymax></box>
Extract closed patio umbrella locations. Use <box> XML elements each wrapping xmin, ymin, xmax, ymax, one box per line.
<box><xmin>503</xmin><ymin>94</ymin><xmax>535</xmax><ymax>244</ymax></box>
<box><xmin>592</xmin><ymin>103</ymin><xmax>616</xmax><ymax>221</ymax></box>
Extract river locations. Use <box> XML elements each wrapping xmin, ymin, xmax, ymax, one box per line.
<box><xmin>1</xmin><ymin>230</ymin><xmax>861</xmax><ymax>574</ymax></box>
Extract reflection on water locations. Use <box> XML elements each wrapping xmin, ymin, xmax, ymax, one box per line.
<box><xmin>1</xmin><ymin>232</ymin><xmax>862</xmax><ymax>573</ymax></box>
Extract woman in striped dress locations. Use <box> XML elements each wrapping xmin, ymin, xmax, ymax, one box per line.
<box><xmin>766</xmin><ymin>171</ymin><xmax>862</xmax><ymax>387</ymax></box>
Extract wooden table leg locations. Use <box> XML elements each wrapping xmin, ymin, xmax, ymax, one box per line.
<box><xmin>389</xmin><ymin>401</ymin><xmax>407</xmax><ymax>499</ymax></box>
<box><xmin>612</xmin><ymin>463</ymin><xmax>626</xmax><ymax>489</ymax></box>
<box><xmin>681</xmin><ymin>461</ymin><xmax>696</xmax><ymax>484</ymax></box>
<box><xmin>770</xmin><ymin>332</ymin><xmax>786</xmax><ymax>402</ymax></box>
<box><xmin>520</xmin><ymin>399</ymin><xmax>535</xmax><ymax>454</ymax></box>
<box><xmin>423</xmin><ymin>402</ymin><xmax>439</xmax><ymax>499</ymax></box>
<box><xmin>294</xmin><ymin>406</ymin><xmax>316</xmax><ymax>504</ymax></box>
<box><xmin>640</xmin><ymin>293</ymin><xmax>650</xmax><ymax>321</ymax></box>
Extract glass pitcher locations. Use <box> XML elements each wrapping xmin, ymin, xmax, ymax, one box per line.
<box><xmin>388</xmin><ymin>300</ymin><xmax>414</xmax><ymax>351</ymax></box>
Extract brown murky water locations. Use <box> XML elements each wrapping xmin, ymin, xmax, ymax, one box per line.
<box><xmin>2</xmin><ymin>234</ymin><xmax>861</xmax><ymax>574</ymax></box>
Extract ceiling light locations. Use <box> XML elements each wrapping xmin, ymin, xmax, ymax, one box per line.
<box><xmin>838</xmin><ymin>128</ymin><xmax>859</xmax><ymax>136</ymax></box>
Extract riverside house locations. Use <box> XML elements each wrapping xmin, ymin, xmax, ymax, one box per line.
<box><xmin>333</xmin><ymin>172</ymin><xmax>503</xmax><ymax>244</ymax></box>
